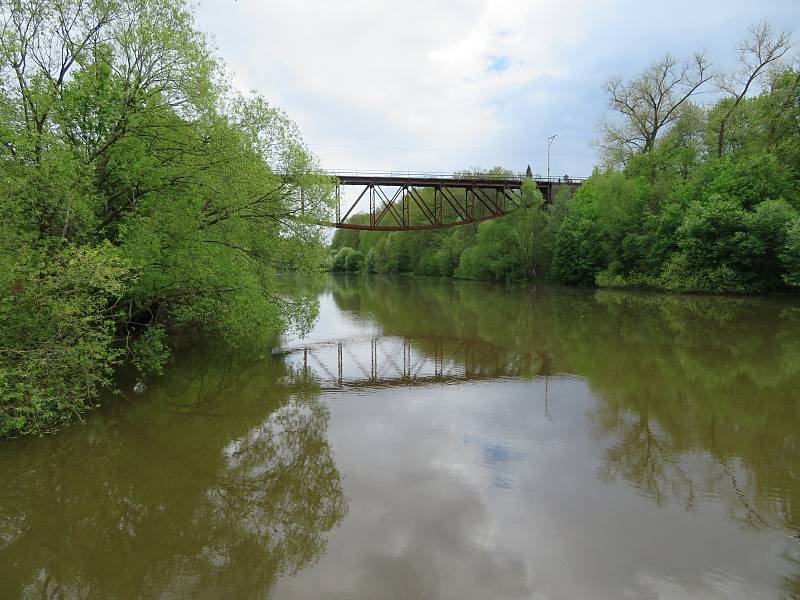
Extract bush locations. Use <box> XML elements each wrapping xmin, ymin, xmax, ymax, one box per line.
<box><xmin>681</xmin><ymin>155</ymin><xmax>797</xmax><ymax>210</ymax></box>
<box><xmin>739</xmin><ymin>199</ymin><xmax>796</xmax><ymax>290</ymax></box>
<box><xmin>659</xmin><ymin>253</ymin><xmax>747</xmax><ymax>293</ymax></box>
<box><xmin>595</xmin><ymin>270</ymin><xmax>660</xmax><ymax>289</ymax></box>
<box><xmin>675</xmin><ymin>195</ymin><xmax>747</xmax><ymax>270</ymax></box>
<box><xmin>0</xmin><ymin>244</ymin><xmax>134</xmax><ymax>436</ymax></box>
<box><xmin>666</xmin><ymin>196</ymin><xmax>796</xmax><ymax>291</ymax></box>
<box><xmin>345</xmin><ymin>249</ymin><xmax>364</xmax><ymax>273</ymax></box>
<box><xmin>551</xmin><ymin>172</ymin><xmax>646</xmax><ymax>285</ymax></box>
<box><xmin>130</xmin><ymin>325</ymin><xmax>171</xmax><ymax>376</ymax></box>
<box><xmin>454</xmin><ymin>218</ymin><xmax>530</xmax><ymax>281</ymax></box>
<box><xmin>551</xmin><ymin>205</ymin><xmax>606</xmax><ymax>285</ymax></box>
<box><xmin>782</xmin><ymin>219</ymin><xmax>800</xmax><ymax>288</ymax></box>
<box><xmin>364</xmin><ymin>248</ymin><xmax>377</xmax><ymax>274</ymax></box>
<box><xmin>330</xmin><ymin>247</ymin><xmax>363</xmax><ymax>272</ymax></box>
<box><xmin>330</xmin><ymin>247</ymin><xmax>350</xmax><ymax>272</ymax></box>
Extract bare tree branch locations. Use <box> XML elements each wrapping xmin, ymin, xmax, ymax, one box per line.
<box><xmin>714</xmin><ymin>22</ymin><xmax>793</xmax><ymax>157</ymax></box>
<box><xmin>600</xmin><ymin>52</ymin><xmax>713</xmax><ymax>166</ymax></box>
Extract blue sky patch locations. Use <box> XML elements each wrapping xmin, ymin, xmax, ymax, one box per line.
<box><xmin>487</xmin><ymin>55</ymin><xmax>511</xmax><ymax>73</ymax></box>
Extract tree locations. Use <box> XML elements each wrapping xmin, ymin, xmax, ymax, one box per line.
<box><xmin>713</xmin><ymin>22</ymin><xmax>793</xmax><ymax>157</ymax></box>
<box><xmin>551</xmin><ymin>172</ymin><xmax>646</xmax><ymax>284</ymax></box>
<box><xmin>507</xmin><ymin>179</ymin><xmax>551</xmax><ymax>276</ymax></box>
<box><xmin>0</xmin><ymin>0</ymin><xmax>332</xmax><ymax>436</ymax></box>
<box><xmin>456</xmin><ymin>218</ymin><xmax>529</xmax><ymax>281</ymax></box>
<box><xmin>600</xmin><ymin>53</ymin><xmax>713</xmax><ymax>166</ymax></box>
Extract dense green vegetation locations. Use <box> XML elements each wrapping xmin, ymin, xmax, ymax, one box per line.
<box><xmin>330</xmin><ymin>25</ymin><xmax>800</xmax><ymax>294</ymax></box>
<box><xmin>0</xmin><ymin>0</ymin><xmax>332</xmax><ymax>436</ymax></box>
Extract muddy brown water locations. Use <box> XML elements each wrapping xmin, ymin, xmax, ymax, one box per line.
<box><xmin>2</xmin><ymin>276</ymin><xmax>799</xmax><ymax>599</ymax></box>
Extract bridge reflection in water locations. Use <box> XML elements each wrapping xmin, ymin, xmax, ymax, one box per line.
<box><xmin>281</xmin><ymin>335</ymin><xmax>553</xmax><ymax>390</ymax></box>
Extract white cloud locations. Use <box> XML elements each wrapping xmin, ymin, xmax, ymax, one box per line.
<box><xmin>195</xmin><ymin>0</ymin><xmax>799</xmax><ymax>174</ymax></box>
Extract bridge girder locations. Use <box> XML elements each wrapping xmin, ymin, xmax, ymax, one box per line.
<box><xmin>331</xmin><ymin>172</ymin><xmax>583</xmax><ymax>231</ymax></box>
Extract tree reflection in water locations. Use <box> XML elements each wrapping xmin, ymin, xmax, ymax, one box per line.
<box><xmin>0</xmin><ymin>345</ymin><xmax>347</xmax><ymax>599</ymax></box>
<box><xmin>3</xmin><ymin>274</ymin><xmax>800</xmax><ymax>598</ymax></box>
<box><xmin>329</xmin><ymin>275</ymin><xmax>800</xmax><ymax>594</ymax></box>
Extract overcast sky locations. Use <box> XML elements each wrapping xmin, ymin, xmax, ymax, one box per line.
<box><xmin>194</xmin><ymin>1</ymin><xmax>798</xmax><ymax>177</ymax></box>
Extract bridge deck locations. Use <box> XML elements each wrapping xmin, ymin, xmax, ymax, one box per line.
<box><xmin>329</xmin><ymin>170</ymin><xmax>584</xmax><ymax>188</ymax></box>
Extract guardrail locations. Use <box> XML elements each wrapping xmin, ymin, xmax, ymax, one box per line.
<box><xmin>324</xmin><ymin>170</ymin><xmax>587</xmax><ymax>184</ymax></box>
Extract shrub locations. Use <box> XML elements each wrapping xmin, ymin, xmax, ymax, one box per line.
<box><xmin>781</xmin><ymin>219</ymin><xmax>800</xmax><ymax>288</ymax></box>
<box><xmin>330</xmin><ymin>247</ymin><xmax>351</xmax><ymax>272</ymax></box>
<box><xmin>344</xmin><ymin>249</ymin><xmax>364</xmax><ymax>273</ymax></box>
<box><xmin>0</xmin><ymin>244</ymin><xmax>134</xmax><ymax>436</ymax></box>
<box><xmin>659</xmin><ymin>253</ymin><xmax>747</xmax><ymax>293</ymax></box>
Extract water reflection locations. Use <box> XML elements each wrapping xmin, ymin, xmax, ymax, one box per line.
<box><xmin>2</xmin><ymin>274</ymin><xmax>799</xmax><ymax>599</ymax></box>
<box><xmin>282</xmin><ymin>334</ymin><xmax>529</xmax><ymax>388</ymax></box>
<box><xmin>307</xmin><ymin>275</ymin><xmax>800</xmax><ymax>598</ymax></box>
<box><xmin>0</xmin><ymin>347</ymin><xmax>347</xmax><ymax>598</ymax></box>
<box><xmin>325</xmin><ymin>275</ymin><xmax>800</xmax><ymax>534</ymax></box>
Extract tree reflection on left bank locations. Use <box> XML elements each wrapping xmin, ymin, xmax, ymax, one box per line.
<box><xmin>0</xmin><ymin>344</ymin><xmax>347</xmax><ymax>599</ymax></box>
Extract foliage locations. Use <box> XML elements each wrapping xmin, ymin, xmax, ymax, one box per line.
<box><xmin>130</xmin><ymin>325</ymin><xmax>171</xmax><ymax>376</ymax></box>
<box><xmin>455</xmin><ymin>218</ymin><xmax>528</xmax><ymax>281</ymax></box>
<box><xmin>782</xmin><ymin>218</ymin><xmax>800</xmax><ymax>288</ymax></box>
<box><xmin>551</xmin><ymin>195</ymin><xmax>605</xmax><ymax>285</ymax></box>
<box><xmin>0</xmin><ymin>244</ymin><xmax>133</xmax><ymax>436</ymax></box>
<box><xmin>0</xmin><ymin>0</ymin><xmax>331</xmax><ymax>436</ymax></box>
<box><xmin>330</xmin><ymin>247</ymin><xmax>363</xmax><ymax>272</ymax></box>
<box><xmin>552</xmin><ymin>172</ymin><xmax>647</xmax><ymax>284</ymax></box>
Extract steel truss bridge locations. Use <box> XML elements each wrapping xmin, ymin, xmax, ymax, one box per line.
<box><xmin>328</xmin><ymin>171</ymin><xmax>586</xmax><ymax>231</ymax></box>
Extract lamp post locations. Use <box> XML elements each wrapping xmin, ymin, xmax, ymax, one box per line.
<box><xmin>546</xmin><ymin>134</ymin><xmax>558</xmax><ymax>181</ymax></box>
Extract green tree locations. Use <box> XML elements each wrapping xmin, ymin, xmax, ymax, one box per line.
<box><xmin>551</xmin><ymin>172</ymin><xmax>646</xmax><ymax>284</ymax></box>
<box><xmin>0</xmin><ymin>0</ymin><xmax>332</xmax><ymax>436</ymax></box>
<box><xmin>345</xmin><ymin>249</ymin><xmax>364</xmax><ymax>272</ymax></box>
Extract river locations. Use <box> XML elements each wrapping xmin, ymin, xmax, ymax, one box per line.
<box><xmin>1</xmin><ymin>275</ymin><xmax>799</xmax><ymax>599</ymax></box>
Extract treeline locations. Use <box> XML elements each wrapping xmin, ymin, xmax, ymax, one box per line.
<box><xmin>330</xmin><ymin>23</ymin><xmax>800</xmax><ymax>293</ymax></box>
<box><xmin>0</xmin><ymin>0</ymin><xmax>331</xmax><ymax>436</ymax></box>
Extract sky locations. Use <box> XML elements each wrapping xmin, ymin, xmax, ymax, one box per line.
<box><xmin>194</xmin><ymin>0</ymin><xmax>799</xmax><ymax>178</ymax></box>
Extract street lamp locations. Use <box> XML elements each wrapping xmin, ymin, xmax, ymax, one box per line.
<box><xmin>546</xmin><ymin>134</ymin><xmax>558</xmax><ymax>181</ymax></box>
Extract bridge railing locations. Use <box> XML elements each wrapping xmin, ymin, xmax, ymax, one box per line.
<box><xmin>324</xmin><ymin>170</ymin><xmax>588</xmax><ymax>184</ymax></box>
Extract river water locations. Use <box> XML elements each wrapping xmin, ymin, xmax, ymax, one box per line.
<box><xmin>1</xmin><ymin>276</ymin><xmax>799</xmax><ymax>599</ymax></box>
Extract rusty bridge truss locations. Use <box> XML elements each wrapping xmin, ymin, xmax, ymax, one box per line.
<box><xmin>330</xmin><ymin>171</ymin><xmax>585</xmax><ymax>231</ymax></box>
